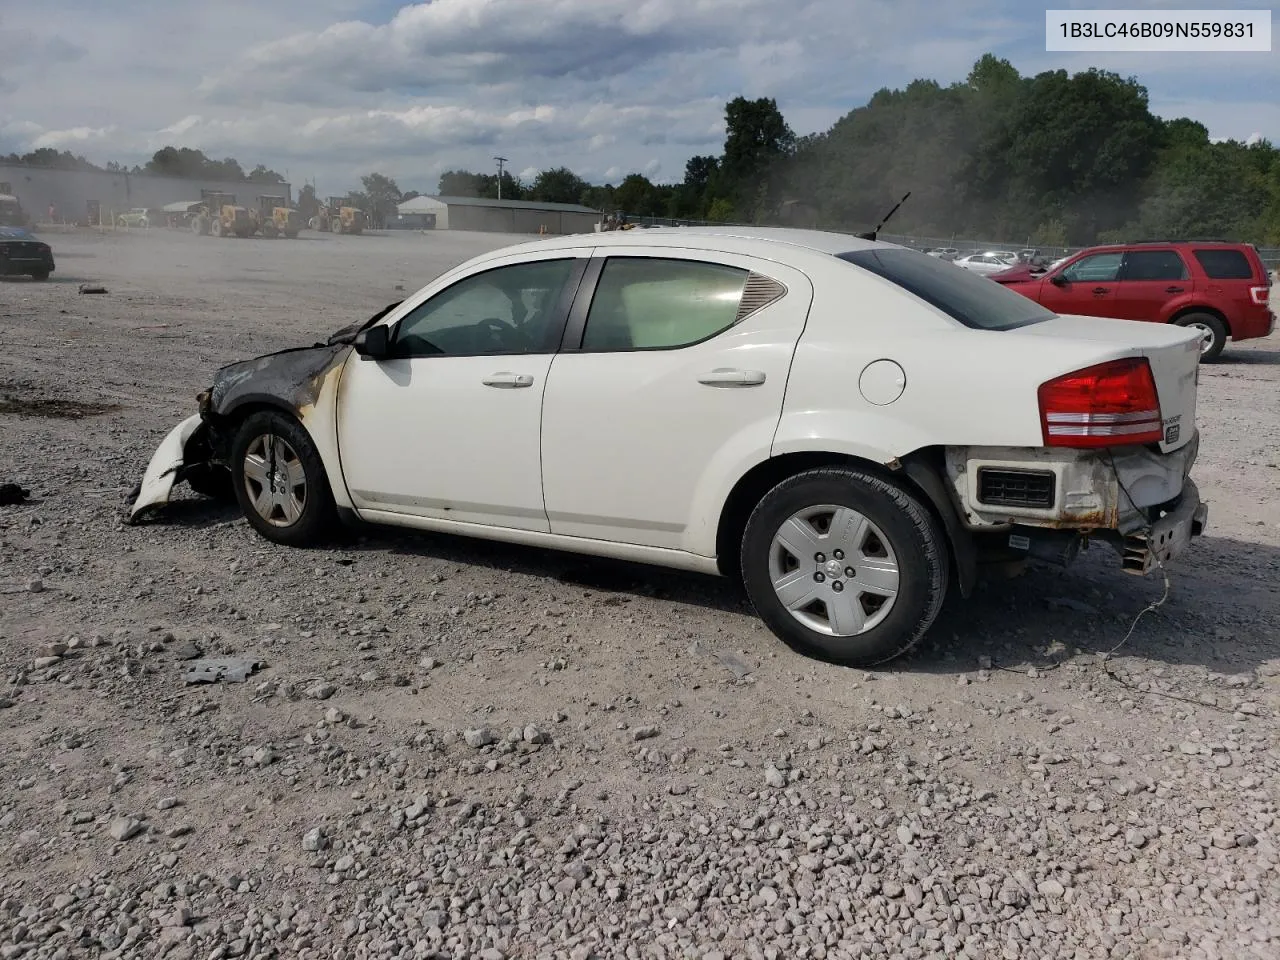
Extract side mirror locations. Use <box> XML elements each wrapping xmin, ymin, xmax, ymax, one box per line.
<box><xmin>1049</xmin><ymin>274</ymin><xmax>1067</xmax><ymax>287</ymax></box>
<box><xmin>354</xmin><ymin>325</ymin><xmax>391</xmax><ymax>360</ymax></box>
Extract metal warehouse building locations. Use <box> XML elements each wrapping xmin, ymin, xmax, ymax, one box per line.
<box><xmin>395</xmin><ymin>195</ymin><xmax>600</xmax><ymax>235</ymax></box>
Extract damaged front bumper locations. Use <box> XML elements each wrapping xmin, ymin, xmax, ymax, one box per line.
<box><xmin>127</xmin><ymin>414</ymin><xmax>205</xmax><ymax>522</ymax></box>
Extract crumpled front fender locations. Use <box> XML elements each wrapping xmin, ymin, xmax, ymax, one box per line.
<box><xmin>128</xmin><ymin>414</ymin><xmax>205</xmax><ymax>523</ymax></box>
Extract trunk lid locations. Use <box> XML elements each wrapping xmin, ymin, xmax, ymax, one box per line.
<box><xmin>1010</xmin><ymin>314</ymin><xmax>1200</xmax><ymax>453</ymax></box>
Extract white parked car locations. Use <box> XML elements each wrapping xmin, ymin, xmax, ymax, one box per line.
<box><xmin>130</xmin><ymin>228</ymin><xmax>1208</xmax><ymax>666</ymax></box>
<box><xmin>953</xmin><ymin>253</ymin><xmax>1018</xmax><ymax>275</ymax></box>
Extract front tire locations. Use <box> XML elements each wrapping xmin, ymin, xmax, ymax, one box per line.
<box><xmin>230</xmin><ymin>411</ymin><xmax>336</xmax><ymax>546</ymax></box>
<box><xmin>740</xmin><ymin>466</ymin><xmax>949</xmax><ymax>667</ymax></box>
<box><xmin>1174</xmin><ymin>313</ymin><xmax>1227</xmax><ymax>362</ymax></box>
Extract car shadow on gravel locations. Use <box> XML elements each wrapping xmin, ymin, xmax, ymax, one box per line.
<box><xmin>320</xmin><ymin>524</ymin><xmax>1280</xmax><ymax>676</ymax></box>
<box><xmin>136</xmin><ymin>502</ymin><xmax>1280</xmax><ymax>675</ymax></box>
<box><xmin>1217</xmin><ymin>348</ymin><xmax>1280</xmax><ymax>365</ymax></box>
<box><xmin>344</xmin><ymin>525</ymin><xmax>756</xmax><ymax>615</ymax></box>
<box><xmin>908</xmin><ymin>533</ymin><xmax>1280</xmax><ymax>677</ymax></box>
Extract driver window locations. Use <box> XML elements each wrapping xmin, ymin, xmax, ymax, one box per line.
<box><xmin>393</xmin><ymin>259</ymin><xmax>577</xmax><ymax>357</ymax></box>
<box><xmin>1060</xmin><ymin>252</ymin><xmax>1122</xmax><ymax>283</ymax></box>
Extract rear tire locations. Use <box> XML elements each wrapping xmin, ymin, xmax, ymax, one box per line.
<box><xmin>30</xmin><ymin>269</ymin><xmax>50</xmax><ymax>281</ymax></box>
<box><xmin>1175</xmin><ymin>312</ymin><xmax>1227</xmax><ymax>362</ymax></box>
<box><xmin>230</xmin><ymin>411</ymin><xmax>336</xmax><ymax>547</ymax></box>
<box><xmin>210</xmin><ymin>219</ymin><xmax>224</xmax><ymax>238</ymax></box>
<box><xmin>739</xmin><ymin>466</ymin><xmax>949</xmax><ymax>667</ymax></box>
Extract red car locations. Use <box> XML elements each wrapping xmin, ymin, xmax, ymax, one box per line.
<box><xmin>992</xmin><ymin>241</ymin><xmax>1274</xmax><ymax>361</ymax></box>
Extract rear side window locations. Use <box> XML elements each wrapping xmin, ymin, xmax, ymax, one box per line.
<box><xmin>1193</xmin><ymin>248</ymin><xmax>1255</xmax><ymax>280</ymax></box>
<box><xmin>838</xmin><ymin>248</ymin><xmax>1054</xmax><ymax>331</ymax></box>
<box><xmin>1121</xmin><ymin>250</ymin><xmax>1187</xmax><ymax>281</ymax></box>
<box><xmin>581</xmin><ymin>258</ymin><xmax>751</xmax><ymax>350</ymax></box>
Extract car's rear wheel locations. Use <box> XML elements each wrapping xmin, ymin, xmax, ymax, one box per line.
<box><xmin>740</xmin><ymin>466</ymin><xmax>948</xmax><ymax>667</ymax></box>
<box><xmin>1175</xmin><ymin>313</ymin><xmax>1227</xmax><ymax>362</ymax></box>
<box><xmin>30</xmin><ymin>269</ymin><xmax>50</xmax><ymax>281</ymax></box>
<box><xmin>230</xmin><ymin>411</ymin><xmax>336</xmax><ymax>546</ymax></box>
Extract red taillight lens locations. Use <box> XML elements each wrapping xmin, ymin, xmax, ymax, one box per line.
<box><xmin>1250</xmin><ymin>285</ymin><xmax>1269</xmax><ymax>305</ymax></box>
<box><xmin>1038</xmin><ymin>358</ymin><xmax>1163</xmax><ymax>448</ymax></box>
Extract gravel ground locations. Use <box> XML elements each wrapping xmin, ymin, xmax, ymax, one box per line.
<box><xmin>1</xmin><ymin>227</ymin><xmax>1278</xmax><ymax>960</ymax></box>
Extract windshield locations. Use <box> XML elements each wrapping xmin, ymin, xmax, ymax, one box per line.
<box><xmin>838</xmin><ymin>248</ymin><xmax>1055</xmax><ymax>331</ymax></box>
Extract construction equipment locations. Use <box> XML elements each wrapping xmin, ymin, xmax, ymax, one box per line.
<box><xmin>313</xmin><ymin>196</ymin><xmax>366</xmax><ymax>235</ymax></box>
<box><xmin>255</xmin><ymin>195</ymin><xmax>303</xmax><ymax>239</ymax></box>
<box><xmin>190</xmin><ymin>190</ymin><xmax>253</xmax><ymax>238</ymax></box>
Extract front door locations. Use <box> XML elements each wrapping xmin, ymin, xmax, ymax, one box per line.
<box><xmin>1114</xmin><ymin>248</ymin><xmax>1192</xmax><ymax>321</ymax></box>
<box><xmin>336</xmin><ymin>252</ymin><xmax>588</xmax><ymax>531</ymax></box>
<box><xmin>1039</xmin><ymin>251</ymin><xmax>1123</xmax><ymax>316</ymax></box>
<box><xmin>540</xmin><ymin>250</ymin><xmax>813</xmax><ymax>552</ymax></box>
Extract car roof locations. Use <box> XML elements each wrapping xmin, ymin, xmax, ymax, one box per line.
<box><xmin>490</xmin><ymin>226</ymin><xmax>887</xmax><ymax>259</ymax></box>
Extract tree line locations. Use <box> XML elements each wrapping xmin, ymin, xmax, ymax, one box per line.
<box><xmin>2</xmin><ymin>146</ymin><xmax>288</xmax><ymax>184</ymax></box>
<box><xmin>429</xmin><ymin>56</ymin><xmax>1280</xmax><ymax>245</ymax></box>
<box><xmin>7</xmin><ymin>55</ymin><xmax>1277</xmax><ymax>245</ymax></box>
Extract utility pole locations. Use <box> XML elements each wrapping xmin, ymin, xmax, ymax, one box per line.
<box><xmin>494</xmin><ymin>156</ymin><xmax>508</xmax><ymax>200</ymax></box>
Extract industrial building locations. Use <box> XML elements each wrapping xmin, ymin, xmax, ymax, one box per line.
<box><xmin>0</xmin><ymin>164</ymin><xmax>291</xmax><ymax>225</ymax></box>
<box><xmin>395</xmin><ymin>195</ymin><xmax>600</xmax><ymax>235</ymax></box>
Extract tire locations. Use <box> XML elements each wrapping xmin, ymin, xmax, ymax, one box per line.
<box><xmin>191</xmin><ymin>216</ymin><xmax>206</xmax><ymax>235</ymax></box>
<box><xmin>331</xmin><ymin>219</ymin><xmax>342</xmax><ymax>234</ymax></box>
<box><xmin>1174</xmin><ymin>312</ymin><xmax>1228</xmax><ymax>362</ymax></box>
<box><xmin>230</xmin><ymin>411</ymin><xmax>336</xmax><ymax>547</ymax></box>
<box><xmin>739</xmin><ymin>466</ymin><xmax>949</xmax><ymax>667</ymax></box>
<box><xmin>210</xmin><ymin>219</ymin><xmax>224</xmax><ymax>238</ymax></box>
<box><xmin>30</xmin><ymin>269</ymin><xmax>50</xmax><ymax>281</ymax></box>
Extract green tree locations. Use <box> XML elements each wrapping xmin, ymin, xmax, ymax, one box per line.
<box><xmin>296</xmin><ymin>184</ymin><xmax>319</xmax><ymax>221</ymax></box>
<box><xmin>720</xmin><ymin>96</ymin><xmax>795</xmax><ymax>217</ymax></box>
<box><xmin>248</xmin><ymin>164</ymin><xmax>286</xmax><ymax>183</ymax></box>
<box><xmin>529</xmin><ymin>167</ymin><xmax>589</xmax><ymax>205</ymax></box>
<box><xmin>613</xmin><ymin>174</ymin><xmax>656</xmax><ymax>216</ymax></box>
<box><xmin>705</xmin><ymin>198</ymin><xmax>736</xmax><ymax>222</ymax></box>
<box><xmin>360</xmin><ymin>172</ymin><xmax>403</xmax><ymax>228</ymax></box>
<box><xmin>436</xmin><ymin>169</ymin><xmax>523</xmax><ymax>200</ymax></box>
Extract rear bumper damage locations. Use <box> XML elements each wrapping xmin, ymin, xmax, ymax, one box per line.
<box><xmin>944</xmin><ymin>437</ymin><xmax>1208</xmax><ymax>576</ymax></box>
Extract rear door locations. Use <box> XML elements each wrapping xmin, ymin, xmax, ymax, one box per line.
<box><xmin>1039</xmin><ymin>251</ymin><xmax>1122</xmax><ymax>316</ymax></box>
<box><xmin>1115</xmin><ymin>248</ymin><xmax>1192</xmax><ymax>321</ymax></box>
<box><xmin>539</xmin><ymin>249</ymin><xmax>812</xmax><ymax>552</ymax></box>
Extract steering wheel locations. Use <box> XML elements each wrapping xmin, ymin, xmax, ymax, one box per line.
<box><xmin>478</xmin><ymin>316</ymin><xmax>533</xmax><ymax>351</ymax></box>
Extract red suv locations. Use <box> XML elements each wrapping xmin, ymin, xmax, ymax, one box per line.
<box><xmin>992</xmin><ymin>241</ymin><xmax>1275</xmax><ymax>361</ymax></box>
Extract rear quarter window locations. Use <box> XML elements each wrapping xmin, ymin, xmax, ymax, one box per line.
<box><xmin>1193</xmin><ymin>249</ymin><xmax>1255</xmax><ymax>280</ymax></box>
<box><xmin>838</xmin><ymin>248</ymin><xmax>1055</xmax><ymax>331</ymax></box>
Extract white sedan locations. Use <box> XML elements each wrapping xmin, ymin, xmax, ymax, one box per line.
<box><xmin>131</xmin><ymin>227</ymin><xmax>1208</xmax><ymax>666</ymax></box>
<box><xmin>953</xmin><ymin>253</ymin><xmax>1017</xmax><ymax>275</ymax></box>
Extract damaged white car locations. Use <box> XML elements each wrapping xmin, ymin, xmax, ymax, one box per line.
<box><xmin>131</xmin><ymin>227</ymin><xmax>1208</xmax><ymax>666</ymax></box>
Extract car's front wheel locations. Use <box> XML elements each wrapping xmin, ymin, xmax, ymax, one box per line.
<box><xmin>740</xmin><ymin>466</ymin><xmax>949</xmax><ymax>667</ymax></box>
<box><xmin>231</xmin><ymin>411</ymin><xmax>336</xmax><ymax>546</ymax></box>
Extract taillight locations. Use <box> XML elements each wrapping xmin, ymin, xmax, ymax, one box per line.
<box><xmin>1038</xmin><ymin>358</ymin><xmax>1163</xmax><ymax>448</ymax></box>
<box><xmin>1250</xmin><ymin>286</ymin><xmax>1270</xmax><ymax>305</ymax></box>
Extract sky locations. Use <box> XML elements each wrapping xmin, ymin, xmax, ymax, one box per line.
<box><xmin>1</xmin><ymin>0</ymin><xmax>1276</xmax><ymax>195</ymax></box>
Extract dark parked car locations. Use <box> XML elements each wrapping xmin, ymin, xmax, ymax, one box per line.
<box><xmin>0</xmin><ymin>226</ymin><xmax>55</xmax><ymax>280</ymax></box>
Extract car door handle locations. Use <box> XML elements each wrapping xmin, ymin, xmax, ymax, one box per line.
<box><xmin>1165</xmin><ymin>286</ymin><xmax>1184</xmax><ymax>293</ymax></box>
<box><xmin>1092</xmin><ymin>287</ymin><xmax>1110</xmax><ymax>294</ymax></box>
<box><xmin>698</xmin><ymin>368</ymin><xmax>766</xmax><ymax>387</ymax></box>
<box><xmin>481</xmin><ymin>372</ymin><xmax>534</xmax><ymax>388</ymax></box>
